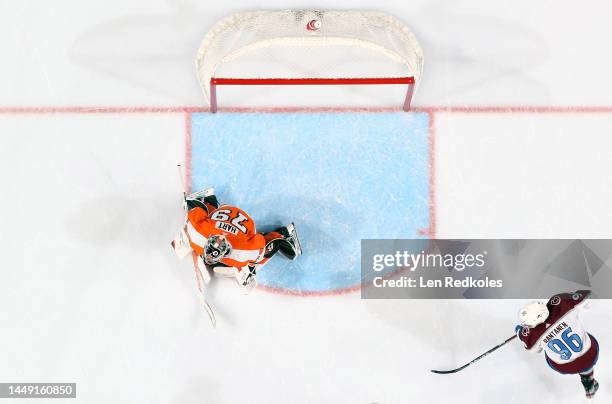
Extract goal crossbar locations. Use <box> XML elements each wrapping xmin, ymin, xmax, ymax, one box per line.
<box><xmin>209</xmin><ymin>76</ymin><xmax>416</xmax><ymax>112</ymax></box>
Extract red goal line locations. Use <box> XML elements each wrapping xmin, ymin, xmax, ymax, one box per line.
<box><xmin>2</xmin><ymin>105</ymin><xmax>612</xmax><ymax>115</ymax></box>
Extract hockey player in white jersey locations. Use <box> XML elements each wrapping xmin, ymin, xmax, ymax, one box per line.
<box><xmin>516</xmin><ymin>290</ymin><xmax>599</xmax><ymax>399</ymax></box>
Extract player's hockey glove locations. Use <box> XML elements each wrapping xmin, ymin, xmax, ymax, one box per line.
<box><xmin>515</xmin><ymin>325</ymin><xmax>523</xmax><ymax>335</ymax></box>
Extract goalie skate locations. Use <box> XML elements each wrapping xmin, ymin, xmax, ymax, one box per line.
<box><xmin>186</xmin><ymin>186</ymin><xmax>219</xmax><ymax>211</ymax></box>
<box><xmin>278</xmin><ymin>223</ymin><xmax>302</xmax><ymax>260</ymax></box>
<box><xmin>187</xmin><ymin>187</ymin><xmax>215</xmax><ymax>201</ymax></box>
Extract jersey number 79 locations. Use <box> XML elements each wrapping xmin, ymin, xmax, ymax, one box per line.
<box><xmin>210</xmin><ymin>209</ymin><xmax>249</xmax><ymax>234</ymax></box>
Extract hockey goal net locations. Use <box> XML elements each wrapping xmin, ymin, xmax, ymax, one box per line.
<box><xmin>196</xmin><ymin>10</ymin><xmax>424</xmax><ymax>112</ymax></box>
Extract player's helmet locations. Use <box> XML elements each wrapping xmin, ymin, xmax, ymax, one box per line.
<box><xmin>204</xmin><ymin>234</ymin><xmax>231</xmax><ymax>264</ymax></box>
<box><xmin>518</xmin><ymin>301</ymin><xmax>550</xmax><ymax>328</ymax></box>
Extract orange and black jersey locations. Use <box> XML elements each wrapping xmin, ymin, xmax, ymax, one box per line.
<box><xmin>186</xmin><ymin>205</ymin><xmax>266</xmax><ymax>268</ymax></box>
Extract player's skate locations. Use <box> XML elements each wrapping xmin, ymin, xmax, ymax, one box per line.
<box><xmin>277</xmin><ymin>223</ymin><xmax>302</xmax><ymax>260</ymax></box>
<box><xmin>581</xmin><ymin>374</ymin><xmax>599</xmax><ymax>399</ymax></box>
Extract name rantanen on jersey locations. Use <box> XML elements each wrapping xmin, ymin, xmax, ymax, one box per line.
<box><xmin>542</xmin><ymin>321</ymin><xmax>569</xmax><ymax>344</ymax></box>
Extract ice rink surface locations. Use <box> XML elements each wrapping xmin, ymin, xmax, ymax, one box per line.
<box><xmin>1</xmin><ymin>1</ymin><xmax>612</xmax><ymax>403</ymax></box>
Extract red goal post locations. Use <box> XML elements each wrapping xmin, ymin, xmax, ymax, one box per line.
<box><xmin>197</xmin><ymin>10</ymin><xmax>423</xmax><ymax>112</ymax></box>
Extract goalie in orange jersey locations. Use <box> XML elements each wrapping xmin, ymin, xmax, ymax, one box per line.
<box><xmin>171</xmin><ymin>187</ymin><xmax>302</xmax><ymax>293</ymax></box>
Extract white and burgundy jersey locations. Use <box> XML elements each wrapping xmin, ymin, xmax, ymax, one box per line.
<box><xmin>518</xmin><ymin>291</ymin><xmax>591</xmax><ymax>365</ymax></box>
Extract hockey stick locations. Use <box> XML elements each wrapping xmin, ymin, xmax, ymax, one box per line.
<box><xmin>431</xmin><ymin>334</ymin><xmax>517</xmax><ymax>374</ymax></box>
<box><xmin>192</xmin><ymin>252</ymin><xmax>217</xmax><ymax>328</ymax></box>
<box><xmin>177</xmin><ymin>164</ymin><xmax>216</xmax><ymax>328</ymax></box>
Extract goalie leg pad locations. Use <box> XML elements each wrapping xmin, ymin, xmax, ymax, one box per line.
<box><xmin>212</xmin><ymin>264</ymin><xmax>234</xmax><ymax>277</ymax></box>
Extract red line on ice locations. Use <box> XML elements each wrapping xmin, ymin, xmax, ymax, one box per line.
<box><xmin>184</xmin><ymin>111</ymin><xmax>193</xmax><ymax>194</ymax></box>
<box><xmin>258</xmin><ymin>283</ymin><xmax>362</xmax><ymax>297</ymax></box>
<box><xmin>427</xmin><ymin>109</ymin><xmax>437</xmax><ymax>238</ymax></box>
<box><xmin>3</xmin><ymin>105</ymin><xmax>612</xmax><ymax>114</ymax></box>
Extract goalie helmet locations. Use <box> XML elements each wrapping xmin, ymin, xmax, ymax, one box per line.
<box><xmin>518</xmin><ymin>301</ymin><xmax>550</xmax><ymax>328</ymax></box>
<box><xmin>204</xmin><ymin>234</ymin><xmax>231</xmax><ymax>264</ymax></box>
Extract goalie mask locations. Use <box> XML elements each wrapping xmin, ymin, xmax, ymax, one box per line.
<box><xmin>204</xmin><ymin>234</ymin><xmax>231</xmax><ymax>264</ymax></box>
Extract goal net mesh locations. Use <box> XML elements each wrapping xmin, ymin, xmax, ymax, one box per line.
<box><xmin>196</xmin><ymin>10</ymin><xmax>424</xmax><ymax>108</ymax></box>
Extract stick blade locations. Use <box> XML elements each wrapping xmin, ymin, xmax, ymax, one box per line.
<box><xmin>202</xmin><ymin>298</ymin><xmax>217</xmax><ymax>328</ymax></box>
<box><xmin>430</xmin><ymin>369</ymin><xmax>458</xmax><ymax>375</ymax></box>
<box><xmin>431</xmin><ymin>363</ymin><xmax>469</xmax><ymax>374</ymax></box>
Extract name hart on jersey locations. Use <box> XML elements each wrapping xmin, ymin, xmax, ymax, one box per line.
<box><xmin>542</xmin><ymin>321</ymin><xmax>569</xmax><ymax>344</ymax></box>
<box><xmin>215</xmin><ymin>221</ymin><xmax>239</xmax><ymax>235</ymax></box>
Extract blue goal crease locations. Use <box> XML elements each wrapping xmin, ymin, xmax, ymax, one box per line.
<box><xmin>190</xmin><ymin>112</ymin><xmax>431</xmax><ymax>293</ymax></box>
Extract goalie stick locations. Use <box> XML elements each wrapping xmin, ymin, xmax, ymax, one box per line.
<box><xmin>177</xmin><ymin>164</ymin><xmax>217</xmax><ymax>328</ymax></box>
<box><xmin>431</xmin><ymin>335</ymin><xmax>517</xmax><ymax>374</ymax></box>
<box><xmin>191</xmin><ymin>251</ymin><xmax>217</xmax><ymax>328</ymax></box>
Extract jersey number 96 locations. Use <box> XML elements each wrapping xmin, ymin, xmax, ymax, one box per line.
<box><xmin>547</xmin><ymin>327</ymin><xmax>584</xmax><ymax>361</ymax></box>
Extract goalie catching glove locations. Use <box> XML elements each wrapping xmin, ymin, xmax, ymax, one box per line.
<box><xmin>236</xmin><ymin>265</ymin><xmax>257</xmax><ymax>293</ymax></box>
